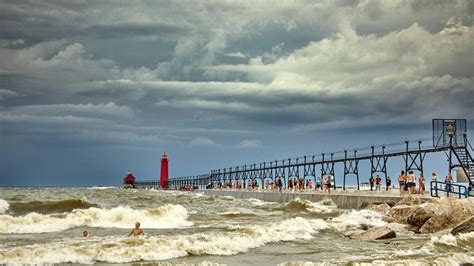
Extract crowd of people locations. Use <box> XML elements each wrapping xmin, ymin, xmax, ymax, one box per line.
<box><xmin>210</xmin><ymin>175</ymin><xmax>336</xmax><ymax>194</ymax></box>
<box><xmin>396</xmin><ymin>171</ymin><xmax>453</xmax><ymax>196</ymax></box>
<box><xmin>170</xmin><ymin>171</ymin><xmax>457</xmax><ymax>196</ymax></box>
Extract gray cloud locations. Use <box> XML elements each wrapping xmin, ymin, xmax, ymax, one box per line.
<box><xmin>1</xmin><ymin>0</ymin><xmax>473</xmax><ymax>185</ymax></box>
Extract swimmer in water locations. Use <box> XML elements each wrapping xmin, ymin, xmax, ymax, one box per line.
<box><xmin>82</xmin><ymin>230</ymin><xmax>89</xmax><ymax>238</ymax></box>
<box><xmin>129</xmin><ymin>222</ymin><xmax>143</xmax><ymax>236</ymax></box>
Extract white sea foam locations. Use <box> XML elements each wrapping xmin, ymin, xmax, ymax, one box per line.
<box><xmin>286</xmin><ymin>198</ymin><xmax>336</xmax><ymax>214</ymax></box>
<box><xmin>218</xmin><ymin>211</ymin><xmax>242</xmax><ymax>216</ymax></box>
<box><xmin>329</xmin><ymin>209</ymin><xmax>386</xmax><ymax>231</ymax></box>
<box><xmin>246</xmin><ymin>198</ymin><xmax>276</xmax><ymax>206</ymax></box>
<box><xmin>88</xmin><ymin>186</ymin><xmax>117</xmax><ymax>190</ymax></box>
<box><xmin>218</xmin><ymin>207</ymin><xmax>279</xmax><ymax>217</ymax></box>
<box><xmin>0</xmin><ymin>204</ymin><xmax>192</xmax><ymax>234</ymax></box>
<box><xmin>0</xmin><ymin>217</ymin><xmax>324</xmax><ymax>264</ymax></box>
<box><xmin>0</xmin><ymin>199</ymin><xmax>9</xmax><ymax>214</ymax></box>
<box><xmin>221</xmin><ymin>195</ymin><xmax>235</xmax><ymax>200</ymax></box>
<box><xmin>430</xmin><ymin>231</ymin><xmax>474</xmax><ymax>247</ymax></box>
<box><xmin>349</xmin><ymin>252</ymin><xmax>474</xmax><ymax>266</ymax></box>
<box><xmin>430</xmin><ymin>234</ymin><xmax>458</xmax><ymax>246</ymax></box>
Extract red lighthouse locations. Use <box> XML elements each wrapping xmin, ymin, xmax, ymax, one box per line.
<box><xmin>159</xmin><ymin>152</ymin><xmax>169</xmax><ymax>188</ymax></box>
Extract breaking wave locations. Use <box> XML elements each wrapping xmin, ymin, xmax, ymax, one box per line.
<box><xmin>0</xmin><ymin>204</ymin><xmax>192</xmax><ymax>234</ymax></box>
<box><xmin>430</xmin><ymin>231</ymin><xmax>474</xmax><ymax>249</ymax></box>
<box><xmin>0</xmin><ymin>217</ymin><xmax>324</xmax><ymax>264</ymax></box>
<box><xmin>329</xmin><ymin>209</ymin><xmax>386</xmax><ymax>231</ymax></box>
<box><xmin>9</xmin><ymin>198</ymin><xmax>99</xmax><ymax>215</ymax></box>
<box><xmin>285</xmin><ymin>198</ymin><xmax>336</xmax><ymax>214</ymax></box>
<box><xmin>246</xmin><ymin>198</ymin><xmax>276</xmax><ymax>206</ymax></box>
<box><xmin>88</xmin><ymin>186</ymin><xmax>117</xmax><ymax>190</ymax></box>
<box><xmin>0</xmin><ymin>199</ymin><xmax>9</xmax><ymax>214</ymax></box>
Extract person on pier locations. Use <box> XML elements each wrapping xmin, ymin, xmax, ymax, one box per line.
<box><xmin>407</xmin><ymin>171</ymin><xmax>416</xmax><ymax>194</ymax></box>
<box><xmin>398</xmin><ymin>171</ymin><xmax>406</xmax><ymax>196</ymax></box>
<box><xmin>325</xmin><ymin>176</ymin><xmax>331</xmax><ymax>194</ymax></box>
<box><xmin>316</xmin><ymin>177</ymin><xmax>323</xmax><ymax>192</ymax></box>
<box><xmin>375</xmin><ymin>175</ymin><xmax>382</xmax><ymax>192</ymax></box>
<box><xmin>418</xmin><ymin>173</ymin><xmax>425</xmax><ymax>195</ymax></box>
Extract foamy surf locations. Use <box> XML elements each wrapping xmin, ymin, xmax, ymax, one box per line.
<box><xmin>246</xmin><ymin>198</ymin><xmax>277</xmax><ymax>206</ymax></box>
<box><xmin>286</xmin><ymin>198</ymin><xmax>336</xmax><ymax>214</ymax></box>
<box><xmin>429</xmin><ymin>231</ymin><xmax>474</xmax><ymax>249</ymax></box>
<box><xmin>88</xmin><ymin>186</ymin><xmax>117</xmax><ymax>190</ymax></box>
<box><xmin>0</xmin><ymin>204</ymin><xmax>192</xmax><ymax>234</ymax></box>
<box><xmin>0</xmin><ymin>199</ymin><xmax>9</xmax><ymax>214</ymax></box>
<box><xmin>0</xmin><ymin>217</ymin><xmax>323</xmax><ymax>264</ymax></box>
<box><xmin>9</xmin><ymin>198</ymin><xmax>99</xmax><ymax>215</ymax></box>
<box><xmin>329</xmin><ymin>209</ymin><xmax>386</xmax><ymax>231</ymax></box>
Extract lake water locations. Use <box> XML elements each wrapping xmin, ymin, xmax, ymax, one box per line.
<box><xmin>0</xmin><ymin>188</ymin><xmax>472</xmax><ymax>265</ymax></box>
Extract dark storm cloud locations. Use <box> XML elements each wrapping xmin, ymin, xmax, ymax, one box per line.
<box><xmin>1</xmin><ymin>0</ymin><xmax>473</xmax><ymax>185</ymax></box>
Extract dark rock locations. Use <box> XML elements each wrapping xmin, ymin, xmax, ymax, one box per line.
<box><xmin>387</xmin><ymin>205</ymin><xmax>418</xmax><ymax>224</ymax></box>
<box><xmin>395</xmin><ymin>196</ymin><xmax>421</xmax><ymax>207</ymax></box>
<box><xmin>407</xmin><ymin>203</ymin><xmax>447</xmax><ymax>228</ymax></box>
<box><xmin>367</xmin><ymin>203</ymin><xmax>391</xmax><ymax>215</ymax></box>
<box><xmin>360</xmin><ymin>223</ymin><xmax>370</xmax><ymax>230</ymax></box>
<box><xmin>451</xmin><ymin>216</ymin><xmax>474</xmax><ymax>235</ymax></box>
<box><xmin>419</xmin><ymin>214</ymin><xmax>450</xmax><ymax>233</ymax></box>
<box><xmin>357</xmin><ymin>226</ymin><xmax>396</xmax><ymax>240</ymax></box>
<box><xmin>360</xmin><ymin>201</ymin><xmax>385</xmax><ymax>209</ymax></box>
<box><xmin>382</xmin><ymin>216</ymin><xmax>396</xmax><ymax>223</ymax></box>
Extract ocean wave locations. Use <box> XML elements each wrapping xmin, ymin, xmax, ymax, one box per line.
<box><xmin>220</xmin><ymin>195</ymin><xmax>235</xmax><ymax>200</ymax></box>
<box><xmin>281</xmin><ymin>251</ymin><xmax>474</xmax><ymax>265</ymax></box>
<box><xmin>0</xmin><ymin>199</ymin><xmax>9</xmax><ymax>214</ymax></box>
<box><xmin>0</xmin><ymin>204</ymin><xmax>192</xmax><ymax>234</ymax></box>
<box><xmin>430</xmin><ymin>231</ymin><xmax>474</xmax><ymax>249</ymax></box>
<box><xmin>88</xmin><ymin>186</ymin><xmax>117</xmax><ymax>190</ymax></box>
<box><xmin>218</xmin><ymin>207</ymin><xmax>257</xmax><ymax>217</ymax></box>
<box><xmin>0</xmin><ymin>217</ymin><xmax>324</xmax><ymax>264</ymax></box>
<box><xmin>9</xmin><ymin>198</ymin><xmax>99</xmax><ymax>215</ymax></box>
<box><xmin>218</xmin><ymin>207</ymin><xmax>282</xmax><ymax>218</ymax></box>
<box><xmin>246</xmin><ymin>198</ymin><xmax>277</xmax><ymax>206</ymax></box>
<box><xmin>285</xmin><ymin>198</ymin><xmax>336</xmax><ymax>214</ymax></box>
<box><xmin>350</xmin><ymin>252</ymin><xmax>474</xmax><ymax>265</ymax></box>
<box><xmin>329</xmin><ymin>209</ymin><xmax>386</xmax><ymax>231</ymax></box>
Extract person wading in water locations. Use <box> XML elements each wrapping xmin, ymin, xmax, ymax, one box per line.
<box><xmin>129</xmin><ymin>222</ymin><xmax>144</xmax><ymax>236</ymax></box>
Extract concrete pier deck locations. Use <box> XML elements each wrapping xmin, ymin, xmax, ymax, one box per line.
<box><xmin>198</xmin><ymin>189</ymin><xmax>431</xmax><ymax>209</ymax></box>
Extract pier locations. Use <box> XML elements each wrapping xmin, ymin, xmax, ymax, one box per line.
<box><xmin>168</xmin><ymin>119</ymin><xmax>473</xmax><ymax>197</ymax></box>
<box><xmin>197</xmin><ymin>189</ymin><xmax>426</xmax><ymax>209</ymax></box>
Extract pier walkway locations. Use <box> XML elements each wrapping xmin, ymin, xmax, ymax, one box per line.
<box><xmin>197</xmin><ymin>189</ymin><xmax>430</xmax><ymax>209</ymax></box>
<box><xmin>168</xmin><ymin>119</ymin><xmax>473</xmax><ymax>198</ymax></box>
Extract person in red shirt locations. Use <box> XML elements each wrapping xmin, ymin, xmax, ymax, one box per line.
<box><xmin>375</xmin><ymin>175</ymin><xmax>382</xmax><ymax>192</ymax></box>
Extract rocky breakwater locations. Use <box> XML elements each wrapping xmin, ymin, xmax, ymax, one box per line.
<box><xmin>349</xmin><ymin>197</ymin><xmax>474</xmax><ymax>241</ymax></box>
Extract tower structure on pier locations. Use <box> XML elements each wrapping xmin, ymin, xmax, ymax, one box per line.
<box><xmin>160</xmin><ymin>152</ymin><xmax>169</xmax><ymax>188</ymax></box>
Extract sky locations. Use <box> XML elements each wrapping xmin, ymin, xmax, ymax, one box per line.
<box><xmin>0</xmin><ymin>0</ymin><xmax>473</xmax><ymax>186</ymax></box>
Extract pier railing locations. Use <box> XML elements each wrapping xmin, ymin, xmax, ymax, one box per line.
<box><xmin>168</xmin><ymin>120</ymin><xmax>472</xmax><ymax>193</ymax></box>
<box><xmin>430</xmin><ymin>181</ymin><xmax>472</xmax><ymax>198</ymax></box>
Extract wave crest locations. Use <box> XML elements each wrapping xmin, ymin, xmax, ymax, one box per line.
<box><xmin>329</xmin><ymin>209</ymin><xmax>386</xmax><ymax>231</ymax></box>
<box><xmin>0</xmin><ymin>199</ymin><xmax>9</xmax><ymax>214</ymax></box>
<box><xmin>285</xmin><ymin>198</ymin><xmax>336</xmax><ymax>214</ymax></box>
<box><xmin>9</xmin><ymin>198</ymin><xmax>99</xmax><ymax>215</ymax></box>
<box><xmin>430</xmin><ymin>231</ymin><xmax>474</xmax><ymax>249</ymax></box>
<box><xmin>0</xmin><ymin>217</ymin><xmax>324</xmax><ymax>264</ymax></box>
<box><xmin>0</xmin><ymin>204</ymin><xmax>192</xmax><ymax>234</ymax></box>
